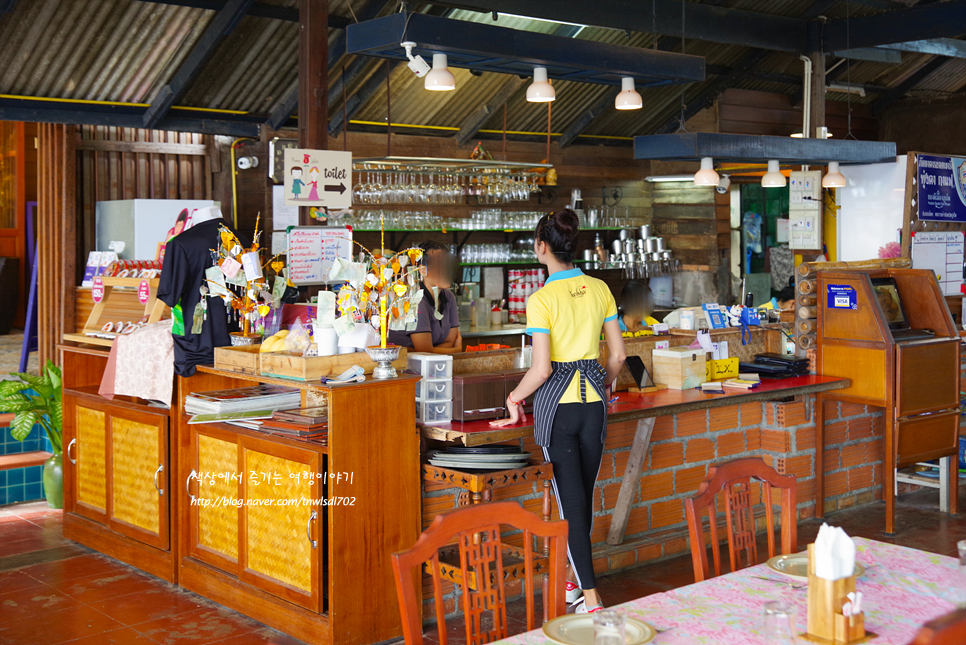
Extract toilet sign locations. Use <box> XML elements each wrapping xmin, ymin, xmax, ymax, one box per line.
<box><xmin>92</xmin><ymin>277</ymin><xmax>105</xmax><ymax>303</ymax></box>
<box><xmin>283</xmin><ymin>148</ymin><xmax>352</xmax><ymax>210</ymax></box>
<box><xmin>138</xmin><ymin>279</ymin><xmax>150</xmax><ymax>304</ymax></box>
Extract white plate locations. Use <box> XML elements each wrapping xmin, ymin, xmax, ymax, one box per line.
<box><xmin>431</xmin><ymin>452</ymin><xmax>531</xmax><ymax>462</ymax></box>
<box><xmin>428</xmin><ymin>459</ymin><xmax>529</xmax><ymax>470</ymax></box>
<box><xmin>542</xmin><ymin>615</ymin><xmax>655</xmax><ymax>645</ymax></box>
<box><xmin>766</xmin><ymin>553</ymin><xmax>866</xmax><ymax>581</ymax></box>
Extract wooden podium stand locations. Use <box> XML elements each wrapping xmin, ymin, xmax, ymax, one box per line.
<box><xmin>816</xmin><ymin>269</ymin><xmax>961</xmax><ymax>534</ymax></box>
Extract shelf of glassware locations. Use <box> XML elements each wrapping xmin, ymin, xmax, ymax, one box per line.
<box><xmin>351</xmin><ymin>227</ymin><xmax>626</xmax><ymax>233</ymax></box>
<box><xmin>459</xmin><ymin>260</ymin><xmax>618</xmax><ymax>267</ymax></box>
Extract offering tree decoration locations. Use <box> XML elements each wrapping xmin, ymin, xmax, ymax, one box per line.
<box><xmin>335</xmin><ymin>212</ymin><xmax>424</xmax><ymax>349</ymax></box>
<box><xmin>209</xmin><ymin>214</ymin><xmax>284</xmax><ymax>336</ymax></box>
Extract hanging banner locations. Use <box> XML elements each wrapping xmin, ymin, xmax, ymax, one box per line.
<box><xmin>917</xmin><ymin>154</ymin><xmax>966</xmax><ymax>222</ymax></box>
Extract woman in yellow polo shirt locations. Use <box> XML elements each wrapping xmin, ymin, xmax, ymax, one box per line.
<box><xmin>491</xmin><ymin>208</ymin><xmax>626</xmax><ymax>613</ymax></box>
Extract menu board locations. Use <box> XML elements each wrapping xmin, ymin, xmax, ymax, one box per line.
<box><xmin>286</xmin><ymin>226</ymin><xmax>353</xmax><ymax>285</ymax></box>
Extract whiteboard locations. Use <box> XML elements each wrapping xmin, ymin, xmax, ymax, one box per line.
<box><xmin>912</xmin><ymin>231</ymin><xmax>965</xmax><ymax>295</ymax></box>
<box><xmin>837</xmin><ymin>155</ymin><xmax>905</xmax><ymax>261</ymax></box>
<box><xmin>286</xmin><ymin>227</ymin><xmax>353</xmax><ymax>285</ymax></box>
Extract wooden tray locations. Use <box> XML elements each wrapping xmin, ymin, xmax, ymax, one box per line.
<box><xmin>213</xmin><ymin>345</ymin><xmax>262</xmax><ymax>375</ymax></box>
<box><xmin>260</xmin><ymin>348</ymin><xmax>408</xmax><ymax>381</ymax></box>
<box><xmin>64</xmin><ymin>277</ymin><xmax>168</xmax><ymax>347</ymax></box>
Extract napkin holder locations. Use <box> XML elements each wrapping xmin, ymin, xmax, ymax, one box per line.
<box><xmin>804</xmin><ymin>544</ymin><xmax>874</xmax><ymax>644</ymax></box>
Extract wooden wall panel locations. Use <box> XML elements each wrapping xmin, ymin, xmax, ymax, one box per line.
<box><xmin>718</xmin><ymin>89</ymin><xmax>877</xmax><ymax>141</ymax></box>
<box><xmin>38</xmin><ymin>124</ymin><xmax>77</xmax><ymax>368</ymax></box>
<box><xmin>76</xmin><ymin>128</ymin><xmax>212</xmax><ymax>262</ymax></box>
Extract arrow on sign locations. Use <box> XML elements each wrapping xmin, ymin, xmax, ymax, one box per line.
<box><xmin>325</xmin><ymin>183</ymin><xmax>346</xmax><ymax>195</ymax></box>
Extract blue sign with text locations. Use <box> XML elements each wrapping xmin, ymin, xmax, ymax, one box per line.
<box><xmin>827</xmin><ymin>284</ymin><xmax>857</xmax><ymax>310</ymax></box>
<box><xmin>918</xmin><ymin>154</ymin><xmax>966</xmax><ymax>222</ymax></box>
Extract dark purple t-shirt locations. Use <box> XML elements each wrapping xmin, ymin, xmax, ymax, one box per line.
<box><xmin>387</xmin><ymin>288</ymin><xmax>459</xmax><ymax>348</ymax></box>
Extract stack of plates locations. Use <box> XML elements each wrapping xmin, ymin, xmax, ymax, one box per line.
<box><xmin>428</xmin><ymin>446</ymin><xmax>532</xmax><ymax>470</ymax></box>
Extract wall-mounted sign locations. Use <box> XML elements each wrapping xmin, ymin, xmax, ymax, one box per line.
<box><xmin>283</xmin><ymin>148</ymin><xmax>352</xmax><ymax>210</ymax></box>
<box><xmin>827</xmin><ymin>284</ymin><xmax>857</xmax><ymax>310</ymax></box>
<box><xmin>917</xmin><ymin>154</ymin><xmax>966</xmax><ymax>222</ymax></box>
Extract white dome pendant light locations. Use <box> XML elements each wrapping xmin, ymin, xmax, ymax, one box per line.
<box><xmin>526</xmin><ymin>67</ymin><xmax>555</xmax><ymax>102</ymax></box>
<box><xmin>424</xmin><ymin>54</ymin><xmax>456</xmax><ymax>91</ymax></box>
<box><xmin>693</xmin><ymin>157</ymin><xmax>719</xmax><ymax>186</ymax></box>
<box><xmin>761</xmin><ymin>160</ymin><xmax>786</xmax><ymax>187</ymax></box>
<box><xmin>822</xmin><ymin>161</ymin><xmax>847</xmax><ymax>188</ymax></box>
<box><xmin>615</xmin><ymin>77</ymin><xmax>642</xmax><ymax>110</ymax></box>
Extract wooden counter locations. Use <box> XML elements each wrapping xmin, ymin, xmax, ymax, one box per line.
<box><xmin>420</xmin><ymin>375</ymin><xmax>849</xmax><ymax>446</ymax></box>
<box><xmin>59</xmin><ymin>343</ymin><xmax>422</xmax><ymax>645</ymax></box>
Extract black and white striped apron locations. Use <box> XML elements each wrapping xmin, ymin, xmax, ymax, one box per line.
<box><xmin>532</xmin><ymin>359</ymin><xmax>608</xmax><ymax>447</ymax></box>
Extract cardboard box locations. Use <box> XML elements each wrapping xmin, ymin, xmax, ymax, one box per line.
<box><xmin>706</xmin><ymin>357</ymin><xmax>739</xmax><ymax>381</ymax></box>
<box><xmin>652</xmin><ymin>346</ymin><xmax>707</xmax><ymax>390</ymax></box>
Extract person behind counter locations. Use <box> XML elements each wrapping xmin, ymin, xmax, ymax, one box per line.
<box><xmin>618</xmin><ymin>281</ymin><xmax>659</xmax><ymax>332</ymax></box>
<box><xmin>490</xmin><ymin>208</ymin><xmax>627</xmax><ymax>614</ymax></box>
<box><xmin>758</xmin><ymin>285</ymin><xmax>796</xmax><ymax>310</ymax></box>
<box><xmin>386</xmin><ymin>241</ymin><xmax>463</xmax><ymax>354</ymax></box>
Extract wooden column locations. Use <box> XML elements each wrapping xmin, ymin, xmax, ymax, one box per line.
<box><xmin>809</xmin><ymin>51</ymin><xmax>826</xmax><ymax>137</ymax></box>
<box><xmin>37</xmin><ymin>124</ymin><xmax>77</xmax><ymax>368</ymax></box>
<box><xmin>298</xmin><ymin>0</ymin><xmax>329</xmax><ymax>225</ymax></box>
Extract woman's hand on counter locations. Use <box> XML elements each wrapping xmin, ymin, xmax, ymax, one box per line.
<box><xmin>489</xmin><ymin>397</ymin><xmax>527</xmax><ymax>427</ymax></box>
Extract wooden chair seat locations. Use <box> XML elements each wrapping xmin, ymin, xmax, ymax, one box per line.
<box><xmin>392</xmin><ymin>501</ymin><xmax>568</xmax><ymax>645</ymax></box>
<box><xmin>908</xmin><ymin>607</ymin><xmax>966</xmax><ymax>645</ymax></box>
<box><xmin>684</xmin><ymin>457</ymin><xmax>797</xmax><ymax>582</ymax></box>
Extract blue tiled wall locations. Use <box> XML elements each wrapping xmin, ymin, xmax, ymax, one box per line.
<box><xmin>0</xmin><ymin>423</ymin><xmax>52</xmax><ymax>505</ymax></box>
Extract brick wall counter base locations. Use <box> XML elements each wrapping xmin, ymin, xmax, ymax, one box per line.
<box><xmin>420</xmin><ymin>395</ymin><xmax>887</xmax><ymax>619</ymax></box>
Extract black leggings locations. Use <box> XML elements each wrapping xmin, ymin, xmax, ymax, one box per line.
<box><xmin>542</xmin><ymin>401</ymin><xmax>605</xmax><ymax>591</ymax></box>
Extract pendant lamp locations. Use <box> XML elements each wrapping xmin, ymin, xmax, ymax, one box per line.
<box><xmin>761</xmin><ymin>160</ymin><xmax>786</xmax><ymax>188</ymax></box>
<box><xmin>424</xmin><ymin>54</ymin><xmax>456</xmax><ymax>91</ymax></box>
<box><xmin>822</xmin><ymin>161</ymin><xmax>847</xmax><ymax>188</ymax></box>
<box><xmin>615</xmin><ymin>77</ymin><xmax>642</xmax><ymax>110</ymax></box>
<box><xmin>693</xmin><ymin>157</ymin><xmax>719</xmax><ymax>186</ymax></box>
<box><xmin>526</xmin><ymin>67</ymin><xmax>555</xmax><ymax>102</ymax></box>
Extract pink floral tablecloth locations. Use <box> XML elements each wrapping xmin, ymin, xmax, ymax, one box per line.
<box><xmin>496</xmin><ymin>538</ymin><xmax>961</xmax><ymax>645</ymax></box>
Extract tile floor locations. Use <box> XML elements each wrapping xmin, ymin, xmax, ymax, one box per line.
<box><xmin>1</xmin><ymin>487</ymin><xmax>965</xmax><ymax>645</ymax></box>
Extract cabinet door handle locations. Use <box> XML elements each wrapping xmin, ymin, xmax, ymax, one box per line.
<box><xmin>67</xmin><ymin>438</ymin><xmax>77</xmax><ymax>464</ymax></box>
<box><xmin>306</xmin><ymin>510</ymin><xmax>317</xmax><ymax>549</ymax></box>
<box><xmin>186</xmin><ymin>469</ymin><xmax>197</xmax><ymax>502</ymax></box>
<box><xmin>153</xmin><ymin>464</ymin><xmax>164</xmax><ymax>496</ymax></box>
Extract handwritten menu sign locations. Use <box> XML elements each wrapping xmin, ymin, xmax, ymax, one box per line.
<box><xmin>286</xmin><ymin>227</ymin><xmax>353</xmax><ymax>285</ymax></box>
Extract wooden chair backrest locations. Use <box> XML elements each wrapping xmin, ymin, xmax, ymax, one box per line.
<box><xmin>684</xmin><ymin>457</ymin><xmax>797</xmax><ymax>582</ymax></box>
<box><xmin>392</xmin><ymin>501</ymin><xmax>568</xmax><ymax>645</ymax></box>
<box><xmin>908</xmin><ymin>608</ymin><xmax>966</xmax><ymax>645</ymax></box>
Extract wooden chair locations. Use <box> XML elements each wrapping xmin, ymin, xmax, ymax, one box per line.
<box><xmin>684</xmin><ymin>457</ymin><xmax>797</xmax><ymax>582</ymax></box>
<box><xmin>908</xmin><ymin>608</ymin><xmax>966</xmax><ymax>645</ymax></box>
<box><xmin>392</xmin><ymin>501</ymin><xmax>568</xmax><ymax>645</ymax></box>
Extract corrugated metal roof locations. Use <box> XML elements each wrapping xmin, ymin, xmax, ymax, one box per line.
<box><xmin>0</xmin><ymin>0</ymin><xmax>956</xmax><ymax>140</ymax></box>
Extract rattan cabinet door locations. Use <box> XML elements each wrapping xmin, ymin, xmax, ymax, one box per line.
<box><xmin>108</xmin><ymin>408</ymin><xmax>169</xmax><ymax>550</ymax></box>
<box><xmin>64</xmin><ymin>395</ymin><xmax>108</xmax><ymax>524</ymax></box>
<box><xmin>186</xmin><ymin>425</ymin><xmax>241</xmax><ymax>573</ymax></box>
<box><xmin>238</xmin><ymin>435</ymin><xmax>321</xmax><ymax>612</ymax></box>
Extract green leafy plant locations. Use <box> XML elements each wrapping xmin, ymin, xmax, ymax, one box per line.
<box><xmin>1</xmin><ymin>360</ymin><xmax>62</xmax><ymax>454</ymax></box>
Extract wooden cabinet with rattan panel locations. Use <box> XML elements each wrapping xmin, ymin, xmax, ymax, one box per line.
<box><xmin>176</xmin><ymin>368</ymin><xmax>422</xmax><ymax>645</ymax></box>
<box><xmin>184</xmin><ymin>424</ymin><xmax>322</xmax><ymax>612</ymax></box>
<box><xmin>62</xmin><ymin>385</ymin><xmax>175</xmax><ymax>582</ymax></box>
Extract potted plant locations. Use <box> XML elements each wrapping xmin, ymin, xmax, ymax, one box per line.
<box><xmin>2</xmin><ymin>360</ymin><xmax>63</xmax><ymax>508</ymax></box>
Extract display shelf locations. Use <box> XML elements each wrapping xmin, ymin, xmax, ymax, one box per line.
<box><xmin>460</xmin><ymin>260</ymin><xmax>591</xmax><ymax>267</ymax></box>
<box><xmin>351</xmin><ymin>227</ymin><xmax>624</xmax><ymax>233</ymax></box>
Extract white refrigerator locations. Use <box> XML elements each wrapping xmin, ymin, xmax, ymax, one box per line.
<box><xmin>95</xmin><ymin>199</ymin><xmax>220</xmax><ymax>260</ymax></box>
